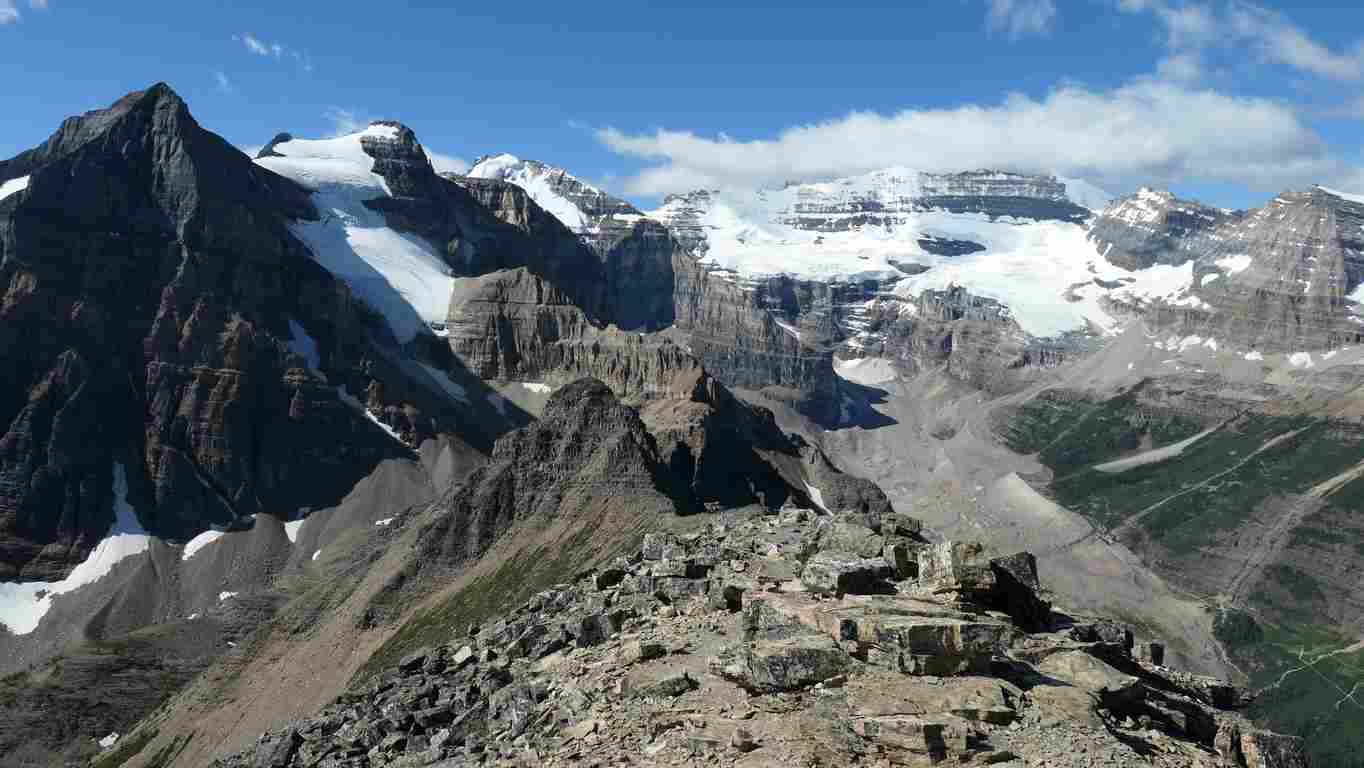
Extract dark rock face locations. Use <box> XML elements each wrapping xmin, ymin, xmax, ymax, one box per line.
<box><xmin>1088</xmin><ymin>188</ymin><xmax>1239</xmax><ymax>271</ymax></box>
<box><xmin>916</xmin><ymin>236</ymin><xmax>986</xmax><ymax>257</ymax></box>
<box><xmin>419</xmin><ymin>378</ymin><xmax>678</xmax><ymax>567</ymax></box>
<box><xmin>0</xmin><ymin>86</ymin><xmax>483</xmax><ymax>580</ymax></box>
<box><xmin>637</xmin><ymin>367</ymin><xmax>892</xmax><ymax>513</ymax></box>
<box><xmin>670</xmin><ymin>261</ymin><xmax>841</xmax><ymax>418</ymax></box>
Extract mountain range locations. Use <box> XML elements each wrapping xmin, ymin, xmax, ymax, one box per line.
<box><xmin>2</xmin><ymin>83</ymin><xmax>1360</xmax><ymax>767</ymax></box>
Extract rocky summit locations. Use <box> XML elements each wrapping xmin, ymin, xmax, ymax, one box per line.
<box><xmin>213</xmin><ymin>506</ymin><xmax>1300</xmax><ymax>768</ymax></box>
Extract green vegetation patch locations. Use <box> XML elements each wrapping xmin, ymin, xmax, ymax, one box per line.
<box><xmin>1225</xmin><ymin>617</ymin><xmax>1364</xmax><ymax>767</ymax></box>
<box><xmin>1044</xmin><ymin>415</ymin><xmax>1364</xmax><ymax>554</ymax></box>
<box><xmin>1001</xmin><ymin>384</ymin><xmax>1203</xmax><ymax>472</ymax></box>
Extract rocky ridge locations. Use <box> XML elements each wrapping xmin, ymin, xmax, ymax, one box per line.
<box><xmin>213</xmin><ymin>502</ymin><xmax>1301</xmax><ymax>768</ymax></box>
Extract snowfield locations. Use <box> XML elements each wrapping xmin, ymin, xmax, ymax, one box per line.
<box><xmin>256</xmin><ymin>126</ymin><xmax>454</xmax><ymax>343</ymax></box>
<box><xmin>636</xmin><ymin>175</ymin><xmax>1213</xmax><ymax>339</ymax></box>
<box><xmin>0</xmin><ymin>464</ymin><xmax>151</xmax><ymax>635</ymax></box>
<box><xmin>834</xmin><ymin>357</ymin><xmax>898</xmax><ymax>385</ymax></box>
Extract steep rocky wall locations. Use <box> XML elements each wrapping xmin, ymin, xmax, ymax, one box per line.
<box><xmin>0</xmin><ymin>86</ymin><xmax>485</xmax><ymax>580</ymax></box>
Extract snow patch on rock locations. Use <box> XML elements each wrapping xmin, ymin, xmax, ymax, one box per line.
<box><xmin>182</xmin><ymin>528</ymin><xmax>227</xmax><ymax>561</ymax></box>
<box><xmin>0</xmin><ymin>464</ymin><xmax>153</xmax><ymax>634</ymax></box>
<box><xmin>834</xmin><ymin>357</ymin><xmax>897</xmax><ymax>386</ymax></box>
<box><xmin>336</xmin><ymin>386</ymin><xmax>405</xmax><ymax>444</ymax></box>
<box><xmin>0</xmin><ymin>175</ymin><xmax>30</xmax><ymax>203</ymax></box>
<box><xmin>284</xmin><ymin>518</ymin><xmax>306</xmax><ymax>544</ymax></box>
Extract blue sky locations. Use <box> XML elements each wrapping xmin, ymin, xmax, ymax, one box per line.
<box><xmin>2</xmin><ymin>0</ymin><xmax>1362</xmax><ymax>209</ymax></box>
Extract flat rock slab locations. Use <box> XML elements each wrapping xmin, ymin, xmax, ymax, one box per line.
<box><xmin>724</xmin><ymin>633</ymin><xmax>856</xmax><ymax>692</ymax></box>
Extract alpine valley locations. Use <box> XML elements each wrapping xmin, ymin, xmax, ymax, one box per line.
<box><xmin>1</xmin><ymin>84</ymin><xmax>1361</xmax><ymax>768</ymax></box>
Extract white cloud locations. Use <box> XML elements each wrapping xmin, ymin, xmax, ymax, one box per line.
<box><xmin>234</xmin><ymin>33</ymin><xmax>313</xmax><ymax>72</ymax></box>
<box><xmin>3</xmin><ymin>0</ymin><xmax>48</xmax><ymax>23</ymax></box>
<box><xmin>598</xmin><ymin>80</ymin><xmax>1343</xmax><ymax>196</ymax></box>
<box><xmin>323</xmin><ymin>107</ymin><xmax>369</xmax><ymax>137</ymax></box>
<box><xmin>213</xmin><ymin>70</ymin><xmax>236</xmax><ymax>95</ymax></box>
<box><xmin>1120</xmin><ymin>1</ymin><xmax>1364</xmax><ymax>82</ymax></box>
<box><xmin>428</xmin><ymin>151</ymin><xmax>470</xmax><ymax>175</ymax></box>
<box><xmin>1228</xmin><ymin>3</ymin><xmax>1364</xmax><ymax>81</ymax></box>
<box><xmin>1156</xmin><ymin>51</ymin><xmax>1203</xmax><ymax>81</ymax></box>
<box><xmin>236</xmin><ymin>33</ymin><xmax>271</xmax><ymax>56</ymax></box>
<box><xmin>986</xmin><ymin>0</ymin><xmax>1057</xmax><ymax>40</ymax></box>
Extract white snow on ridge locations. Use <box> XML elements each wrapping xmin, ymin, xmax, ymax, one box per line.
<box><xmin>468</xmin><ymin>154</ymin><xmax>591</xmax><ymax>232</ymax></box>
<box><xmin>803</xmin><ymin>483</ymin><xmax>828</xmax><ymax>513</ymax></box>
<box><xmin>336</xmin><ymin>385</ymin><xmax>406</xmax><ymax>444</ymax></box>
<box><xmin>284</xmin><ymin>519</ymin><xmax>306</xmax><ymax>544</ymax></box>
<box><xmin>256</xmin><ymin>127</ymin><xmax>453</xmax><ymax>343</ymax></box>
<box><xmin>1316</xmin><ymin>185</ymin><xmax>1364</xmax><ymax>205</ymax></box>
<box><xmin>0</xmin><ymin>175</ymin><xmax>30</xmax><ymax>203</ymax></box>
<box><xmin>521</xmin><ymin>382</ymin><xmax>553</xmax><ymax>394</ymax></box>
<box><xmin>0</xmin><ymin>464</ymin><xmax>152</xmax><ymax>634</ymax></box>
<box><xmin>182</xmin><ymin>528</ymin><xmax>226</xmax><ymax>561</ymax></box>
<box><xmin>1289</xmin><ymin>352</ymin><xmax>1315</xmax><ymax>369</ymax></box>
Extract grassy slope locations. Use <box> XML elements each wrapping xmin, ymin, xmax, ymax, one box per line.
<box><xmin>1003</xmin><ymin>386</ymin><xmax>1364</xmax><ymax>764</ymax></box>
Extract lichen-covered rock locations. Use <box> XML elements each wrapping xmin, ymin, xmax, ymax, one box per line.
<box><xmin>800</xmin><ymin>552</ymin><xmax>891</xmax><ymax>595</ymax></box>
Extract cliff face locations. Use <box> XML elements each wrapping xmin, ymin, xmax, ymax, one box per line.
<box><xmin>1094</xmin><ymin>187</ymin><xmax>1364</xmax><ymax>352</ymax></box>
<box><xmin>453</xmin><ymin>160</ymin><xmax>844</xmax><ymax>419</ymax></box>
<box><xmin>0</xmin><ymin>87</ymin><xmax>518</xmax><ymax>582</ymax></box>
<box><xmin>1087</xmin><ymin>188</ymin><xmax>1238</xmax><ymax>271</ymax></box>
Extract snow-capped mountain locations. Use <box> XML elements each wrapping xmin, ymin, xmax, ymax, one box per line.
<box><xmin>466</xmin><ymin>154</ymin><xmax>638</xmax><ymax>237</ymax></box>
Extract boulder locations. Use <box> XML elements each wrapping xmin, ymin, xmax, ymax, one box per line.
<box><xmin>987</xmin><ymin>552</ymin><xmax>1051</xmax><ymax>631</ymax></box>
<box><xmin>638</xmin><ymin>671</ymin><xmax>697</xmax><ymax>698</ymax></box>
<box><xmin>252</xmin><ymin>729</ymin><xmax>300</xmax><ymax>768</ymax></box>
<box><xmin>800</xmin><ymin>552</ymin><xmax>891</xmax><ymax>595</ymax></box>
<box><xmin>720</xmin><ymin>633</ymin><xmax>856</xmax><ymax>693</ymax></box>
<box><xmin>816</xmin><ymin>521</ymin><xmax>885</xmax><ymax>558</ymax></box>
<box><xmin>916</xmin><ymin>541</ymin><xmax>996</xmax><ymax>596</ymax></box>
